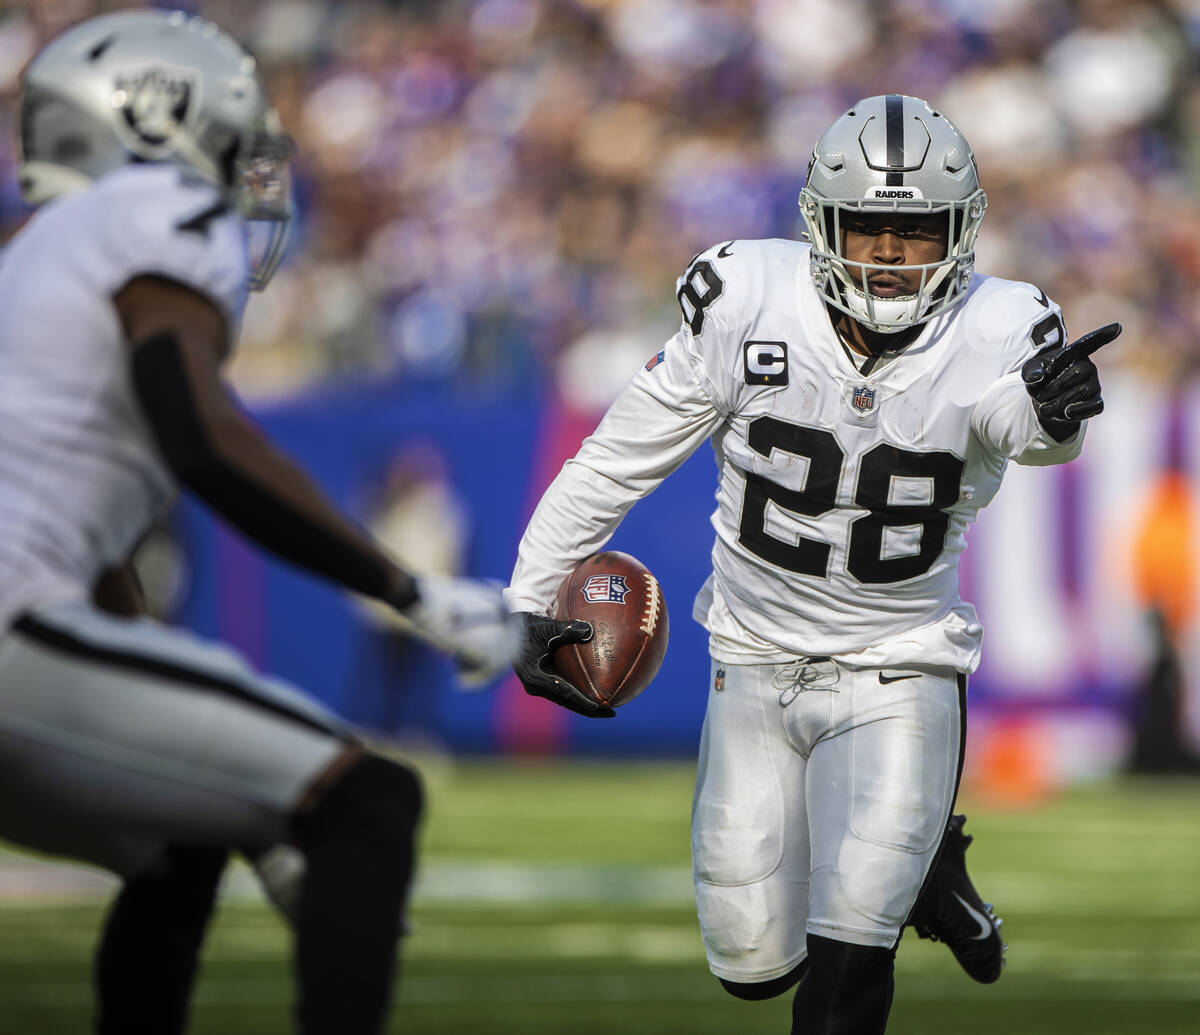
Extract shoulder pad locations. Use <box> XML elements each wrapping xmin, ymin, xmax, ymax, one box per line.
<box><xmin>960</xmin><ymin>276</ymin><xmax>1064</xmax><ymax>360</ymax></box>
<box><xmin>675</xmin><ymin>238</ymin><xmax>802</xmax><ymax>339</ymax></box>
<box><xmin>94</xmin><ymin>165</ymin><xmax>248</xmax><ymax>327</ymax></box>
<box><xmin>676</xmin><ymin>247</ymin><xmax>728</xmax><ymax>336</ymax></box>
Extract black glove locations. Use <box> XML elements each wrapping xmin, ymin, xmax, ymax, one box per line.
<box><xmin>514</xmin><ymin>612</ymin><xmax>614</xmax><ymax>718</ymax></box>
<box><xmin>1022</xmin><ymin>322</ymin><xmax>1121</xmax><ymax>442</ymax></box>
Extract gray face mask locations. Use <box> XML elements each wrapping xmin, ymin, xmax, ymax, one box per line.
<box><xmin>236</xmin><ymin>126</ymin><xmax>295</xmax><ymax>291</ymax></box>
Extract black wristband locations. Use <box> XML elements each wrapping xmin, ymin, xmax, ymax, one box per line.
<box><xmin>386</xmin><ymin>571</ymin><xmax>419</xmax><ymax>611</ymax></box>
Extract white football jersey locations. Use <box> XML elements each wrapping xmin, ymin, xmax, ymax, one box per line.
<box><xmin>0</xmin><ymin>164</ymin><xmax>248</xmax><ymax>629</ymax></box>
<box><xmin>507</xmin><ymin>239</ymin><xmax>1086</xmax><ymax>671</ymax></box>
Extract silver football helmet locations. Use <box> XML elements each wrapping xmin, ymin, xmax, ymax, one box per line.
<box><xmin>17</xmin><ymin>9</ymin><xmax>292</xmax><ymax>289</ymax></box>
<box><xmin>799</xmin><ymin>95</ymin><xmax>987</xmax><ymax>334</ymax></box>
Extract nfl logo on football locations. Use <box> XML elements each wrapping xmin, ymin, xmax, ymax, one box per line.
<box><xmin>582</xmin><ymin>574</ymin><xmax>630</xmax><ymax>604</ymax></box>
<box><xmin>852</xmin><ymin>386</ymin><xmax>876</xmax><ymax>413</ymax></box>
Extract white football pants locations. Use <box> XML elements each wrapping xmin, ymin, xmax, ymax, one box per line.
<box><xmin>0</xmin><ymin>602</ymin><xmax>350</xmax><ymax>877</ymax></box>
<box><xmin>691</xmin><ymin>657</ymin><xmax>965</xmax><ymax>983</ymax></box>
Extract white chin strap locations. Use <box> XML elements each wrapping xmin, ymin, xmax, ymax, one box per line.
<box><xmin>19</xmin><ymin>128</ymin><xmax>226</xmax><ymax>208</ymax></box>
<box><xmin>842</xmin><ymin>286</ymin><xmax>924</xmax><ymax>334</ymax></box>
<box><xmin>836</xmin><ymin>258</ymin><xmax>956</xmax><ymax>333</ymax></box>
<box><xmin>17</xmin><ymin>161</ymin><xmax>94</xmax><ymax>205</ymax></box>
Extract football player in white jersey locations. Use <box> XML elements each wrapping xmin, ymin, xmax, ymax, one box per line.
<box><xmin>0</xmin><ymin>11</ymin><xmax>519</xmax><ymax>1034</ymax></box>
<box><xmin>507</xmin><ymin>95</ymin><xmax>1117</xmax><ymax>1033</ymax></box>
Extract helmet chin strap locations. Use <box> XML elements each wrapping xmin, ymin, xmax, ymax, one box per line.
<box><xmin>843</xmin><ymin>286</ymin><xmax>924</xmax><ymax>334</ymax></box>
<box><xmin>837</xmin><ymin>257</ymin><xmax>956</xmax><ymax>334</ymax></box>
<box><xmin>16</xmin><ymin>161</ymin><xmax>94</xmax><ymax>206</ymax></box>
<box><xmin>164</xmin><ymin>129</ymin><xmax>228</xmax><ymax>195</ymax></box>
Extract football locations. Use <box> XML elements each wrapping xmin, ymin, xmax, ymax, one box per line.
<box><xmin>553</xmin><ymin>551</ymin><xmax>669</xmax><ymax>708</ymax></box>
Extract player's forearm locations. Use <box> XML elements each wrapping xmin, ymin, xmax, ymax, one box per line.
<box><xmin>508</xmin><ymin>376</ymin><xmax>719</xmax><ymax>613</ymax></box>
<box><xmin>971</xmin><ymin>371</ymin><xmax>1086</xmax><ymax>466</ymax></box>
<box><xmin>1015</xmin><ymin>412</ymin><xmax>1085</xmax><ymax>466</ymax></box>
<box><xmin>131</xmin><ymin>331</ymin><xmax>414</xmax><ymax>607</ymax></box>
<box><xmin>191</xmin><ymin>417</ymin><xmax>416</xmax><ymax>605</ymax></box>
<box><xmin>507</xmin><ymin>462</ymin><xmax>640</xmax><ymax>612</ymax></box>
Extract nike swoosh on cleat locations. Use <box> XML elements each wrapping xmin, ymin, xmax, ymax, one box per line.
<box><xmin>952</xmin><ymin>892</ymin><xmax>994</xmax><ymax>940</ymax></box>
<box><xmin>878</xmin><ymin>672</ymin><xmax>920</xmax><ymax>684</ymax></box>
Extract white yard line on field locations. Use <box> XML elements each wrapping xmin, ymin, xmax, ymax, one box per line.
<box><xmin>0</xmin><ymin>856</ymin><xmax>695</xmax><ymax>905</ymax></box>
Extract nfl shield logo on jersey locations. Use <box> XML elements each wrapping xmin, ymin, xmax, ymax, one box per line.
<box><xmin>582</xmin><ymin>574</ymin><xmax>630</xmax><ymax>604</ymax></box>
<box><xmin>852</xmin><ymin>386</ymin><xmax>876</xmax><ymax>412</ymax></box>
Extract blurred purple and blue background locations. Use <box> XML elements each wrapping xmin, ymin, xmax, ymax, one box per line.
<box><xmin>2</xmin><ymin>0</ymin><xmax>1199</xmax><ymax>789</ymax></box>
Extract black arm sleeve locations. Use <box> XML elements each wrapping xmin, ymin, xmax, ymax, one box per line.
<box><xmin>130</xmin><ymin>332</ymin><xmax>417</xmax><ymax>607</ymax></box>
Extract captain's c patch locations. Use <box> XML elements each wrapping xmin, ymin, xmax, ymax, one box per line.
<box><xmin>743</xmin><ymin>340</ymin><xmax>789</xmax><ymax>386</ymax></box>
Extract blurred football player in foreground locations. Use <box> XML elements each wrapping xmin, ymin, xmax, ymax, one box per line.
<box><xmin>0</xmin><ymin>10</ymin><xmax>518</xmax><ymax>1034</ymax></box>
<box><xmin>510</xmin><ymin>95</ymin><xmax>1116</xmax><ymax>1033</ymax></box>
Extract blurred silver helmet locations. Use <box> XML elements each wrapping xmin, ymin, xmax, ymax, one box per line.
<box><xmin>17</xmin><ymin>9</ymin><xmax>292</xmax><ymax>289</ymax></box>
<box><xmin>799</xmin><ymin>95</ymin><xmax>987</xmax><ymax>333</ymax></box>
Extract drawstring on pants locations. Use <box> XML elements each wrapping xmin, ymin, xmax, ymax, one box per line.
<box><xmin>772</xmin><ymin>656</ymin><xmax>840</xmax><ymax>706</ymax></box>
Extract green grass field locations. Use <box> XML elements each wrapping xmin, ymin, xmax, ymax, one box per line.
<box><xmin>0</xmin><ymin>761</ymin><xmax>1197</xmax><ymax>1035</ymax></box>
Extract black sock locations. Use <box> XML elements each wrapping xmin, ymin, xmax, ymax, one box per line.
<box><xmin>721</xmin><ymin>959</ymin><xmax>809</xmax><ymax>1000</ymax></box>
<box><xmin>790</xmin><ymin>934</ymin><xmax>895</xmax><ymax>1035</ymax></box>
<box><xmin>293</xmin><ymin>755</ymin><xmax>423</xmax><ymax>1035</ymax></box>
<box><xmin>94</xmin><ymin>843</ymin><xmax>229</xmax><ymax>1035</ymax></box>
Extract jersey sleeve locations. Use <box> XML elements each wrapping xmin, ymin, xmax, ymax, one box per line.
<box><xmin>98</xmin><ymin>167</ymin><xmax>249</xmax><ymax>333</ymax></box>
<box><xmin>506</xmin><ymin>327</ymin><xmax>723</xmax><ymax>614</ymax></box>
<box><xmin>970</xmin><ymin>283</ymin><xmax>1086</xmax><ymax>466</ymax></box>
<box><xmin>671</xmin><ymin>241</ymin><xmax>764</xmax><ymax>415</ymax></box>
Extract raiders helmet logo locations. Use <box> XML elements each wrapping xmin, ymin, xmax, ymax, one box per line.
<box><xmin>114</xmin><ymin>69</ymin><xmax>193</xmax><ymax>149</ymax></box>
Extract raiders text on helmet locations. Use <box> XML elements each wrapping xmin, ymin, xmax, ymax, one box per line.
<box><xmin>17</xmin><ymin>9</ymin><xmax>292</xmax><ymax>289</ymax></box>
<box><xmin>799</xmin><ymin>95</ymin><xmax>987</xmax><ymax>333</ymax></box>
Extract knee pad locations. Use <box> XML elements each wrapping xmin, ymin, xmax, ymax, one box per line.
<box><xmin>720</xmin><ymin>959</ymin><xmax>808</xmax><ymax>1001</ymax></box>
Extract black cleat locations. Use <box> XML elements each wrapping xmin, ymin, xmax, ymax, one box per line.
<box><xmin>909</xmin><ymin>814</ymin><xmax>1006</xmax><ymax>984</ymax></box>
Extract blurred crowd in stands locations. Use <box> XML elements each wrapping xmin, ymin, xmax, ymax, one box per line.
<box><xmin>0</xmin><ymin>0</ymin><xmax>1197</xmax><ymax>405</ymax></box>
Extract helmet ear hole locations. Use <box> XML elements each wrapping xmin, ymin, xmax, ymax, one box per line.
<box><xmin>53</xmin><ymin>135</ymin><xmax>90</xmax><ymax>164</ymax></box>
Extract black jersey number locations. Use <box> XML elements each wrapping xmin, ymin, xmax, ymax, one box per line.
<box><xmin>739</xmin><ymin>419</ymin><xmax>843</xmax><ymax>577</ymax></box>
<box><xmin>677</xmin><ymin>259</ymin><xmax>724</xmax><ymax>335</ymax></box>
<box><xmin>737</xmin><ymin>417</ymin><xmax>966</xmax><ymax>585</ymax></box>
<box><xmin>1030</xmin><ymin>311</ymin><xmax>1065</xmax><ymax>350</ymax></box>
<box><xmin>846</xmin><ymin>444</ymin><xmax>965</xmax><ymax>583</ymax></box>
